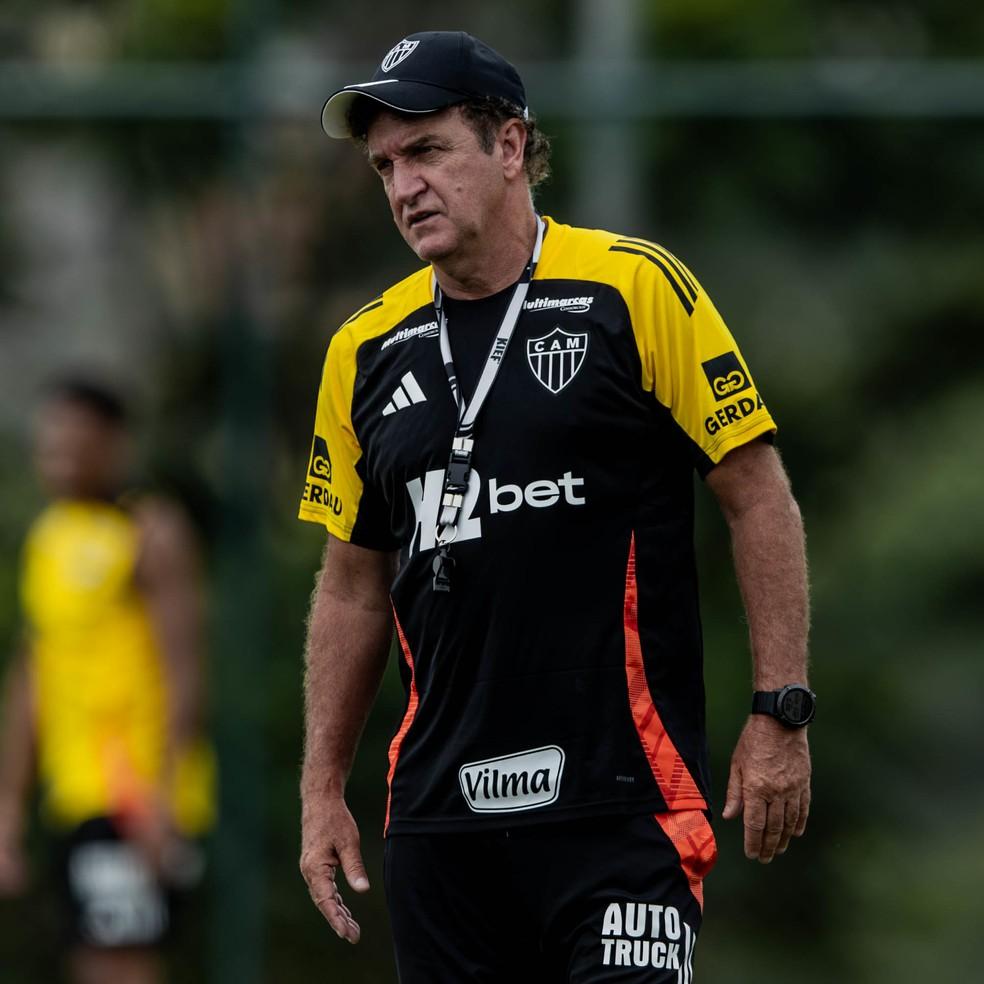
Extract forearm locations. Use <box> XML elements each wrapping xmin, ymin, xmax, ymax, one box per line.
<box><xmin>0</xmin><ymin>651</ymin><xmax>34</xmax><ymax>829</ymax></box>
<box><xmin>729</xmin><ymin>486</ymin><xmax>810</xmax><ymax>689</ymax></box>
<box><xmin>300</xmin><ymin>556</ymin><xmax>394</xmax><ymax>802</ymax></box>
<box><xmin>297</xmin><ymin>539</ymin><xmax>395</xmax><ymax>940</ymax></box>
<box><xmin>710</xmin><ymin>441</ymin><xmax>812</xmax><ymax>860</ymax></box>
<box><xmin>136</xmin><ymin>499</ymin><xmax>208</xmax><ymax>791</ymax></box>
<box><xmin>151</xmin><ymin>584</ymin><xmax>205</xmax><ymax>751</ymax></box>
<box><xmin>708</xmin><ymin>441</ymin><xmax>810</xmax><ymax>689</ymax></box>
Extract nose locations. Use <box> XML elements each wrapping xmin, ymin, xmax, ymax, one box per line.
<box><xmin>390</xmin><ymin>161</ymin><xmax>427</xmax><ymax>209</ymax></box>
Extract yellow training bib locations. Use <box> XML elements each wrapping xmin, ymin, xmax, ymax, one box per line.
<box><xmin>20</xmin><ymin>499</ymin><xmax>214</xmax><ymax>835</ymax></box>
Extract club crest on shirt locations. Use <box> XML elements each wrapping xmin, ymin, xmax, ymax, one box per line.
<box><xmin>526</xmin><ymin>326</ymin><xmax>588</xmax><ymax>394</ymax></box>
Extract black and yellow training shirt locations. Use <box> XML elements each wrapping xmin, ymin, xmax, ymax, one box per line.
<box><xmin>299</xmin><ymin>218</ymin><xmax>776</xmax><ymax>834</ymax></box>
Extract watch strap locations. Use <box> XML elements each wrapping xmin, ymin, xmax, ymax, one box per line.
<box><xmin>751</xmin><ymin>690</ymin><xmax>779</xmax><ymax>716</ymax></box>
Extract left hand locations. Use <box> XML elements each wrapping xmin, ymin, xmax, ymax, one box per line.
<box><xmin>722</xmin><ymin>715</ymin><xmax>811</xmax><ymax>863</ymax></box>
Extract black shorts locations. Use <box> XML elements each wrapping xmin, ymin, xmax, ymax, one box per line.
<box><xmin>54</xmin><ymin>817</ymin><xmax>171</xmax><ymax>949</ymax></box>
<box><xmin>384</xmin><ymin>810</ymin><xmax>717</xmax><ymax>984</ymax></box>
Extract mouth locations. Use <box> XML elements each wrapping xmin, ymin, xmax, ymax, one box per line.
<box><xmin>406</xmin><ymin>210</ymin><xmax>439</xmax><ymax>230</ymax></box>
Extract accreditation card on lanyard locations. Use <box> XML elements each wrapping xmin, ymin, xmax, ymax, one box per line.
<box><xmin>430</xmin><ymin>214</ymin><xmax>546</xmax><ymax>592</ymax></box>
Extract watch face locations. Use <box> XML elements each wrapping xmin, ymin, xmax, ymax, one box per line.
<box><xmin>779</xmin><ymin>687</ymin><xmax>815</xmax><ymax>724</ymax></box>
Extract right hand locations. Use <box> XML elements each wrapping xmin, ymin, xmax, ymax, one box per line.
<box><xmin>299</xmin><ymin>794</ymin><xmax>370</xmax><ymax>943</ymax></box>
<box><xmin>116</xmin><ymin>794</ymin><xmax>186</xmax><ymax>882</ymax></box>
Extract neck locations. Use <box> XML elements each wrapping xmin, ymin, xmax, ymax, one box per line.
<box><xmin>434</xmin><ymin>207</ymin><xmax>538</xmax><ymax>300</ymax></box>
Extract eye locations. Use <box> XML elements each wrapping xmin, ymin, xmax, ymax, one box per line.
<box><xmin>373</xmin><ymin>159</ymin><xmax>392</xmax><ymax>177</ymax></box>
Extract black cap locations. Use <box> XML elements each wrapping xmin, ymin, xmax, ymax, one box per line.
<box><xmin>321</xmin><ymin>31</ymin><xmax>528</xmax><ymax>139</ymax></box>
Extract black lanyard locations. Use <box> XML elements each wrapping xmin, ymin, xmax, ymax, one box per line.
<box><xmin>431</xmin><ymin>214</ymin><xmax>546</xmax><ymax>592</ymax></box>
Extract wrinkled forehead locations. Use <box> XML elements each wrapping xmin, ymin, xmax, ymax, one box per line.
<box><xmin>365</xmin><ymin>105</ymin><xmax>467</xmax><ymax>154</ymax></box>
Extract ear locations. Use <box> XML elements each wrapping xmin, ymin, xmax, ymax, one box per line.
<box><xmin>498</xmin><ymin>118</ymin><xmax>528</xmax><ymax>182</ymax></box>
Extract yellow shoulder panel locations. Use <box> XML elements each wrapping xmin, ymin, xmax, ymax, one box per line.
<box><xmin>537</xmin><ymin>219</ymin><xmax>776</xmax><ymax>468</ymax></box>
<box><xmin>298</xmin><ymin>266</ymin><xmax>432</xmax><ymax>537</ymax></box>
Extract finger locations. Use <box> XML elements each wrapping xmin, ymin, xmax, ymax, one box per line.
<box><xmin>316</xmin><ymin>893</ymin><xmax>362</xmax><ymax>944</ymax></box>
<box><xmin>318</xmin><ymin>886</ymin><xmax>362</xmax><ymax>942</ymax></box>
<box><xmin>300</xmin><ymin>853</ymin><xmax>335</xmax><ymax>908</ymax></box>
<box><xmin>331</xmin><ymin>894</ymin><xmax>362</xmax><ymax>943</ymax></box>
<box><xmin>776</xmin><ymin>800</ymin><xmax>799</xmax><ymax>856</ymax></box>
<box><xmin>722</xmin><ymin>761</ymin><xmax>743</xmax><ymax>821</ymax></box>
<box><xmin>743</xmin><ymin>796</ymin><xmax>767</xmax><ymax>860</ymax></box>
<box><xmin>338</xmin><ymin>840</ymin><xmax>370</xmax><ymax>894</ymax></box>
<box><xmin>303</xmin><ymin>860</ymin><xmax>360</xmax><ymax>943</ymax></box>
<box><xmin>794</xmin><ymin>787</ymin><xmax>811</xmax><ymax>837</ymax></box>
<box><xmin>758</xmin><ymin>801</ymin><xmax>785</xmax><ymax>864</ymax></box>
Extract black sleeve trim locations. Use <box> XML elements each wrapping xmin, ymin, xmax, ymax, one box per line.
<box><xmin>341</xmin><ymin>298</ymin><xmax>383</xmax><ymax>328</ymax></box>
<box><xmin>697</xmin><ymin>431</ymin><xmax>775</xmax><ymax>480</ymax></box>
<box><xmin>614</xmin><ymin>239</ymin><xmax>699</xmax><ymax>301</ymax></box>
<box><xmin>608</xmin><ymin>246</ymin><xmax>695</xmax><ymax>316</ymax></box>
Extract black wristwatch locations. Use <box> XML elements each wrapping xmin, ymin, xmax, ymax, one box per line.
<box><xmin>751</xmin><ymin>684</ymin><xmax>816</xmax><ymax>729</ymax></box>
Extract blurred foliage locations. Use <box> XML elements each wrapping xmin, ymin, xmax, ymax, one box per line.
<box><xmin>117</xmin><ymin>0</ymin><xmax>233</xmax><ymax>61</ymax></box>
<box><xmin>1</xmin><ymin>1</ymin><xmax>983</xmax><ymax>982</ymax></box>
<box><xmin>651</xmin><ymin>0</ymin><xmax>984</xmax><ymax>57</ymax></box>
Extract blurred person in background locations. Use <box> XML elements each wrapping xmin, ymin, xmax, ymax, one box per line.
<box><xmin>0</xmin><ymin>378</ymin><xmax>215</xmax><ymax>984</ymax></box>
<box><xmin>299</xmin><ymin>31</ymin><xmax>813</xmax><ymax>983</ymax></box>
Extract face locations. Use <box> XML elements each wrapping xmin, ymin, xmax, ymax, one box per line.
<box><xmin>34</xmin><ymin>399</ymin><xmax>127</xmax><ymax>499</ymax></box>
<box><xmin>366</xmin><ymin>107</ymin><xmax>519</xmax><ymax>264</ymax></box>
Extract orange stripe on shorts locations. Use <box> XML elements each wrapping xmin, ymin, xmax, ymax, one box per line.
<box><xmin>654</xmin><ymin>809</ymin><xmax>718</xmax><ymax>911</ymax></box>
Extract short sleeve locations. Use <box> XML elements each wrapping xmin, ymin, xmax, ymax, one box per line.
<box><xmin>297</xmin><ymin>329</ymin><xmax>395</xmax><ymax>548</ymax></box>
<box><xmin>624</xmin><ymin>243</ymin><xmax>777</xmax><ymax>475</ymax></box>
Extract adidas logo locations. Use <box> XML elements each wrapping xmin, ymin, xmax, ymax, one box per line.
<box><xmin>382</xmin><ymin>371</ymin><xmax>427</xmax><ymax>417</ymax></box>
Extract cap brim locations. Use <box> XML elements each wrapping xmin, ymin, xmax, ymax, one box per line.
<box><xmin>321</xmin><ymin>81</ymin><xmax>467</xmax><ymax>138</ymax></box>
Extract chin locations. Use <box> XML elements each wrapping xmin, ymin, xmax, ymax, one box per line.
<box><xmin>411</xmin><ymin>235</ymin><xmax>457</xmax><ymax>264</ymax></box>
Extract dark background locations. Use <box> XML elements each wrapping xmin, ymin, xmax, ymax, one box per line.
<box><xmin>1</xmin><ymin>2</ymin><xmax>982</xmax><ymax>981</ymax></box>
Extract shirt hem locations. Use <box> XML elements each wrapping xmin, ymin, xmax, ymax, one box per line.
<box><xmin>384</xmin><ymin>794</ymin><xmax>711</xmax><ymax>836</ymax></box>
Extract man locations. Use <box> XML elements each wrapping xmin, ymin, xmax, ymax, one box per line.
<box><xmin>298</xmin><ymin>31</ymin><xmax>812</xmax><ymax>982</ymax></box>
<box><xmin>0</xmin><ymin>379</ymin><xmax>215</xmax><ymax>984</ymax></box>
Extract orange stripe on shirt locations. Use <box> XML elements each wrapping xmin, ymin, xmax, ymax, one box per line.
<box><xmin>384</xmin><ymin>609</ymin><xmax>419</xmax><ymax>835</ymax></box>
<box><xmin>624</xmin><ymin>533</ymin><xmax>707</xmax><ymax>811</ymax></box>
<box><xmin>654</xmin><ymin>809</ymin><xmax>718</xmax><ymax>910</ymax></box>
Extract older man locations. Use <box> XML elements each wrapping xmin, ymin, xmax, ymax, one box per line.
<box><xmin>298</xmin><ymin>31</ymin><xmax>813</xmax><ymax>983</ymax></box>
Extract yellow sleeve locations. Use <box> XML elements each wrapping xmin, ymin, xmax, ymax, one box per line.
<box><xmin>297</xmin><ymin>328</ymin><xmax>369</xmax><ymax>541</ymax></box>
<box><xmin>624</xmin><ymin>242</ymin><xmax>777</xmax><ymax>473</ymax></box>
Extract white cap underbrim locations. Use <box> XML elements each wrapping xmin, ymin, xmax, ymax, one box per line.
<box><xmin>320</xmin><ymin>80</ymin><xmax>469</xmax><ymax>138</ymax></box>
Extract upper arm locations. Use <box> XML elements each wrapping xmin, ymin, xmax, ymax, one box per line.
<box><xmin>315</xmin><ymin>534</ymin><xmax>398</xmax><ymax>615</ymax></box>
<box><xmin>0</xmin><ymin>646</ymin><xmax>35</xmax><ymax>745</ymax></box>
<box><xmin>299</xmin><ymin>330</ymin><xmax>400</xmax><ymax>551</ymax></box>
<box><xmin>619</xmin><ymin>244</ymin><xmax>777</xmax><ymax>475</ymax></box>
<box><xmin>2</xmin><ymin>648</ymin><xmax>33</xmax><ymax>713</ymax></box>
<box><xmin>305</xmin><ymin>536</ymin><xmax>398</xmax><ymax>675</ymax></box>
<box><xmin>134</xmin><ymin>498</ymin><xmax>201</xmax><ymax>595</ymax></box>
<box><xmin>706</xmin><ymin>439</ymin><xmax>798</xmax><ymax>525</ymax></box>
